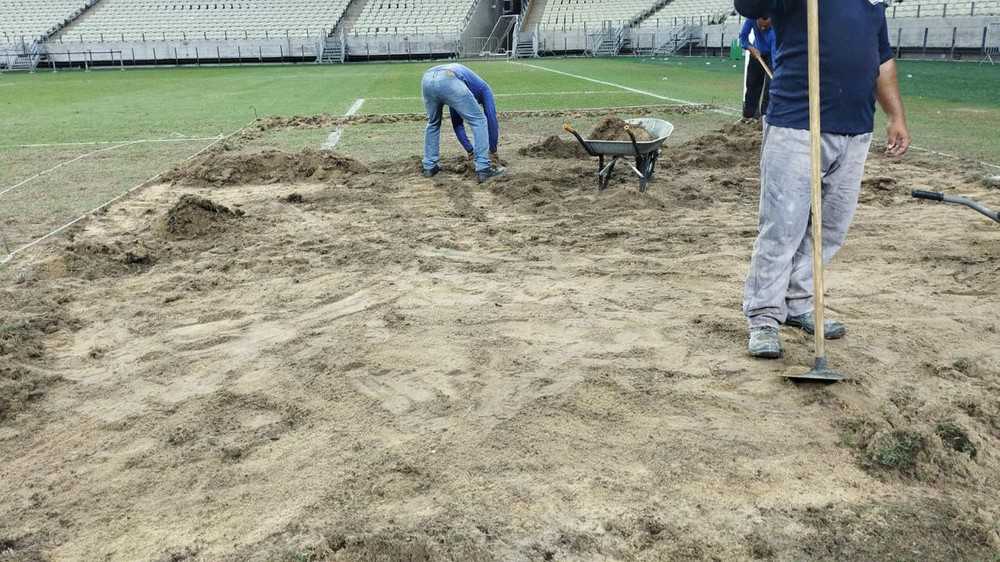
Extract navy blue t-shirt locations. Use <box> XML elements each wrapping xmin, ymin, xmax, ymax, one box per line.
<box><xmin>743</xmin><ymin>0</ymin><xmax>894</xmax><ymax>135</ymax></box>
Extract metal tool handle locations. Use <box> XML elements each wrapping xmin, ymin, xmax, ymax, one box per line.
<box><xmin>913</xmin><ymin>190</ymin><xmax>1000</xmax><ymax>223</ymax></box>
<box><xmin>912</xmin><ymin>190</ymin><xmax>944</xmax><ymax>201</ymax></box>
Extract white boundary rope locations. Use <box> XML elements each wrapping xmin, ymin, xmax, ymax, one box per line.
<box><xmin>0</xmin><ymin>142</ymin><xmax>135</xmax><ymax>198</ymax></box>
<box><xmin>0</xmin><ymin>121</ymin><xmax>253</xmax><ymax>266</ymax></box>
<box><xmin>1</xmin><ymin>137</ymin><xmax>223</xmax><ymax>149</ymax></box>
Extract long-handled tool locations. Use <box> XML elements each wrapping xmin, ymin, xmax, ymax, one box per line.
<box><xmin>786</xmin><ymin>0</ymin><xmax>845</xmax><ymax>383</ymax></box>
<box><xmin>751</xmin><ymin>49</ymin><xmax>774</xmax><ymax>80</ymax></box>
<box><xmin>912</xmin><ymin>190</ymin><xmax>1000</xmax><ymax>223</ymax></box>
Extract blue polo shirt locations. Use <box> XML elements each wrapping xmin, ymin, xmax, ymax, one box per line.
<box><xmin>429</xmin><ymin>63</ymin><xmax>500</xmax><ymax>153</ymax></box>
<box><xmin>734</xmin><ymin>0</ymin><xmax>894</xmax><ymax>135</ymax></box>
<box><xmin>739</xmin><ymin>20</ymin><xmax>775</xmax><ymax>56</ymax></box>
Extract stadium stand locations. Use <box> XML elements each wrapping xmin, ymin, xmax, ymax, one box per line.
<box><xmin>535</xmin><ymin>0</ymin><xmax>661</xmax><ymax>29</ymax></box>
<box><xmin>888</xmin><ymin>1</ymin><xmax>1000</xmax><ymax>17</ymax></box>
<box><xmin>59</xmin><ymin>0</ymin><xmax>352</xmax><ymax>41</ymax></box>
<box><xmin>349</xmin><ymin>0</ymin><xmax>479</xmax><ymax>35</ymax></box>
<box><xmin>641</xmin><ymin>0</ymin><xmax>733</xmax><ymax>25</ymax></box>
<box><xmin>0</xmin><ymin>0</ymin><xmax>96</xmax><ymax>42</ymax></box>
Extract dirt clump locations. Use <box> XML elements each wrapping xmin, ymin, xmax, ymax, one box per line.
<box><xmin>166</xmin><ymin>149</ymin><xmax>367</xmax><ymax>186</ymax></box>
<box><xmin>859</xmin><ymin>176</ymin><xmax>900</xmax><ymax>205</ymax></box>
<box><xmin>160</xmin><ymin>195</ymin><xmax>245</xmax><ymax>239</ymax></box>
<box><xmin>0</xmin><ymin>292</ymin><xmax>73</xmax><ymax>422</ymax></box>
<box><xmin>518</xmin><ymin>135</ymin><xmax>589</xmax><ymax>159</ymax></box>
<box><xmin>281</xmin><ymin>193</ymin><xmax>305</xmax><ymax>204</ymax></box>
<box><xmin>589</xmin><ymin>115</ymin><xmax>654</xmax><ymax>142</ymax></box>
<box><xmin>669</xmin><ymin>121</ymin><xmax>762</xmax><ymax>169</ymax></box>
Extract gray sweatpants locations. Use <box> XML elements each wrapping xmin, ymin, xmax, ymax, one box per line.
<box><xmin>743</xmin><ymin>120</ymin><xmax>872</xmax><ymax>329</ymax></box>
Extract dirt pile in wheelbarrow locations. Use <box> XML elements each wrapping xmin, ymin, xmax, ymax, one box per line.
<box><xmin>164</xmin><ymin>149</ymin><xmax>368</xmax><ymax>187</ymax></box>
<box><xmin>669</xmin><ymin>120</ymin><xmax>762</xmax><ymax>169</ymax></box>
<box><xmin>159</xmin><ymin>194</ymin><xmax>245</xmax><ymax>239</ymax></box>
<box><xmin>518</xmin><ymin>136</ymin><xmax>589</xmax><ymax>159</ymax></box>
<box><xmin>589</xmin><ymin>115</ymin><xmax>654</xmax><ymax>142</ymax></box>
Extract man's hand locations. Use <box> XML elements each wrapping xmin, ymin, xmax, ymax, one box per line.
<box><xmin>749</xmin><ymin>47</ymin><xmax>762</xmax><ymax>60</ymax></box>
<box><xmin>884</xmin><ymin>118</ymin><xmax>910</xmax><ymax>157</ymax></box>
<box><xmin>876</xmin><ymin>58</ymin><xmax>910</xmax><ymax>158</ymax></box>
<box><xmin>467</xmin><ymin>151</ymin><xmax>474</xmax><ymax>160</ymax></box>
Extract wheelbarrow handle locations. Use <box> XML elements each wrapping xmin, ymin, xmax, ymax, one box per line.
<box><xmin>623</xmin><ymin>125</ymin><xmax>641</xmax><ymax>159</ymax></box>
<box><xmin>912</xmin><ymin>190</ymin><xmax>944</xmax><ymax>201</ymax></box>
<box><xmin>564</xmin><ymin>122</ymin><xmax>599</xmax><ymax>157</ymax></box>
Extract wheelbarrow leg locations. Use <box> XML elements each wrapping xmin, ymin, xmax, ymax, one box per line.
<box><xmin>600</xmin><ymin>159</ymin><xmax>617</xmax><ymax>191</ymax></box>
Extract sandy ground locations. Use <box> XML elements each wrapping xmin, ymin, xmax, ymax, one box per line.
<box><xmin>1</xmin><ymin>115</ymin><xmax>999</xmax><ymax>562</ymax></box>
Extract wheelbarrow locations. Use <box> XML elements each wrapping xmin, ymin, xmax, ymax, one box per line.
<box><xmin>563</xmin><ymin>118</ymin><xmax>674</xmax><ymax>193</ymax></box>
<box><xmin>912</xmin><ymin>190</ymin><xmax>1000</xmax><ymax>223</ymax></box>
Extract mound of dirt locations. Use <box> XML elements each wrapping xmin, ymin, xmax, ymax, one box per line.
<box><xmin>166</xmin><ymin>149</ymin><xmax>368</xmax><ymax>186</ymax></box>
<box><xmin>518</xmin><ymin>136</ymin><xmax>589</xmax><ymax>159</ymax></box>
<box><xmin>160</xmin><ymin>195</ymin><xmax>245</xmax><ymax>239</ymax></box>
<box><xmin>859</xmin><ymin>176</ymin><xmax>901</xmax><ymax>205</ymax></box>
<box><xmin>59</xmin><ymin>240</ymin><xmax>156</xmax><ymax>280</ymax></box>
<box><xmin>589</xmin><ymin>116</ymin><xmax>654</xmax><ymax>142</ymax></box>
<box><xmin>669</xmin><ymin>121</ymin><xmax>762</xmax><ymax>169</ymax></box>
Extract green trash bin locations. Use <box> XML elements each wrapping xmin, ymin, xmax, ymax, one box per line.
<box><xmin>730</xmin><ymin>39</ymin><xmax>742</xmax><ymax>60</ymax></box>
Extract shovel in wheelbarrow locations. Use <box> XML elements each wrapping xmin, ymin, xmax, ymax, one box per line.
<box><xmin>912</xmin><ymin>191</ymin><xmax>1000</xmax><ymax>223</ymax></box>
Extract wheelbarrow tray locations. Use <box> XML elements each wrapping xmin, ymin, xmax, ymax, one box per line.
<box><xmin>564</xmin><ymin>117</ymin><xmax>674</xmax><ymax>192</ymax></box>
<box><xmin>577</xmin><ymin>118</ymin><xmax>674</xmax><ymax>156</ymax></box>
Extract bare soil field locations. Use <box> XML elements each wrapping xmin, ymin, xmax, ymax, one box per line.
<box><xmin>1</xmin><ymin>115</ymin><xmax>999</xmax><ymax>561</ymax></box>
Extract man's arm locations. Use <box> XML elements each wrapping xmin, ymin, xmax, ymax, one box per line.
<box><xmin>876</xmin><ymin>58</ymin><xmax>910</xmax><ymax>157</ymax></box>
<box><xmin>449</xmin><ymin>108</ymin><xmax>474</xmax><ymax>155</ymax></box>
<box><xmin>739</xmin><ymin>20</ymin><xmax>753</xmax><ymax>50</ymax></box>
<box><xmin>481</xmin><ymin>89</ymin><xmax>500</xmax><ymax>155</ymax></box>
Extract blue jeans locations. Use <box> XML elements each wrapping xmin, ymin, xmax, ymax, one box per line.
<box><xmin>421</xmin><ymin>68</ymin><xmax>490</xmax><ymax>173</ymax></box>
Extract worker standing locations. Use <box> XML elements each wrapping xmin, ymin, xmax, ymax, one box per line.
<box><xmin>421</xmin><ymin>63</ymin><xmax>505</xmax><ymax>183</ymax></box>
<box><xmin>736</xmin><ymin>0</ymin><xmax>910</xmax><ymax>358</ymax></box>
<box><xmin>739</xmin><ymin>17</ymin><xmax>775</xmax><ymax>119</ymax></box>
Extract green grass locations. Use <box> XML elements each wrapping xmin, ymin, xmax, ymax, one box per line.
<box><xmin>0</xmin><ymin>56</ymin><xmax>998</xmax><ymax>257</ymax></box>
<box><xmin>1</xmin><ymin>57</ymin><xmax>998</xmax><ymax>159</ymax></box>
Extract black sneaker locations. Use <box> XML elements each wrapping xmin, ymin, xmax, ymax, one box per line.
<box><xmin>422</xmin><ymin>165</ymin><xmax>441</xmax><ymax>178</ymax></box>
<box><xmin>477</xmin><ymin>166</ymin><xmax>506</xmax><ymax>184</ymax></box>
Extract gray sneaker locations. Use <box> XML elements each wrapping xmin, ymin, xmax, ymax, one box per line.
<box><xmin>748</xmin><ymin>326</ymin><xmax>783</xmax><ymax>359</ymax></box>
<box><xmin>786</xmin><ymin>312</ymin><xmax>846</xmax><ymax>339</ymax></box>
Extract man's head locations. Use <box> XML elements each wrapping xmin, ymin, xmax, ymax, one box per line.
<box><xmin>757</xmin><ymin>17</ymin><xmax>771</xmax><ymax>30</ymax></box>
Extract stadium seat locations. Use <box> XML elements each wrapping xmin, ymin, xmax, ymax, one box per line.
<box><xmin>0</xmin><ymin>0</ymin><xmax>93</xmax><ymax>43</ymax></box>
<box><xmin>349</xmin><ymin>0</ymin><xmax>479</xmax><ymax>36</ymax></box>
<box><xmin>55</xmin><ymin>0</ymin><xmax>353</xmax><ymax>41</ymax></box>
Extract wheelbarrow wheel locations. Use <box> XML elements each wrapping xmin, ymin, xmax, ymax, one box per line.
<box><xmin>647</xmin><ymin>151</ymin><xmax>659</xmax><ymax>181</ymax></box>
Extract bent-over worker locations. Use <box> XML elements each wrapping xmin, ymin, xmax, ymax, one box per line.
<box><xmin>421</xmin><ymin>63</ymin><xmax>505</xmax><ymax>183</ymax></box>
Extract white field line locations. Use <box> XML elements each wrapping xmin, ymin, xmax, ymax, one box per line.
<box><xmin>2</xmin><ymin>136</ymin><xmax>222</xmax><ymax>149</ymax></box>
<box><xmin>0</xmin><ymin>121</ymin><xmax>253</xmax><ymax>266</ymax></box>
<box><xmin>323</xmin><ymin>98</ymin><xmax>365</xmax><ymax>149</ymax></box>
<box><xmin>345</xmin><ymin>98</ymin><xmax>366</xmax><ymax>116</ymax></box>
<box><xmin>510</xmin><ymin>61</ymin><xmax>741</xmax><ymax>116</ymax></box>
